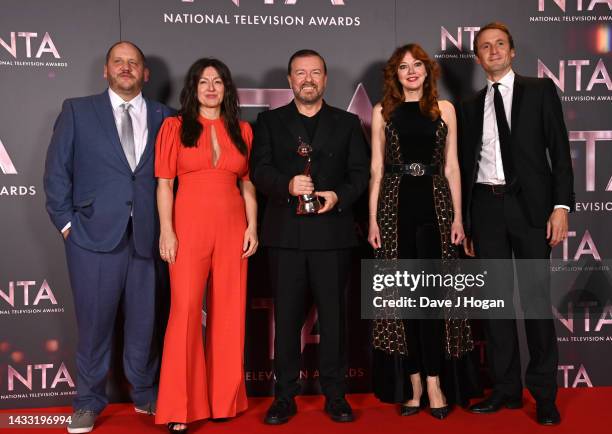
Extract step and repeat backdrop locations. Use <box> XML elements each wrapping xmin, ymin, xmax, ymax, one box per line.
<box><xmin>1</xmin><ymin>0</ymin><xmax>611</xmax><ymax>408</ymax></box>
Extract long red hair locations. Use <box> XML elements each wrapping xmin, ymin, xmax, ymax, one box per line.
<box><xmin>381</xmin><ymin>43</ymin><xmax>441</xmax><ymax>122</ymax></box>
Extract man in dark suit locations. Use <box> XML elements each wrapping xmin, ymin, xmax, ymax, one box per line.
<box><xmin>44</xmin><ymin>41</ymin><xmax>173</xmax><ymax>433</ymax></box>
<box><xmin>251</xmin><ymin>49</ymin><xmax>369</xmax><ymax>424</ymax></box>
<box><xmin>459</xmin><ymin>23</ymin><xmax>574</xmax><ymax>425</ymax></box>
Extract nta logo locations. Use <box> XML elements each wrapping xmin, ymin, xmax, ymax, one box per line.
<box><xmin>0</xmin><ymin>280</ymin><xmax>58</xmax><ymax>307</ymax></box>
<box><xmin>538</xmin><ymin>58</ymin><xmax>612</xmax><ymax>92</ymax></box>
<box><xmin>0</xmin><ymin>32</ymin><xmax>60</xmax><ymax>59</ymax></box>
<box><xmin>7</xmin><ymin>363</ymin><xmax>75</xmax><ymax>391</ymax></box>
<box><xmin>538</xmin><ymin>0</ymin><xmax>612</xmax><ymax>12</ymax></box>
<box><xmin>441</xmin><ymin>26</ymin><xmax>480</xmax><ymax>51</ymax></box>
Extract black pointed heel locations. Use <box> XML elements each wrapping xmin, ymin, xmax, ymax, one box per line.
<box><xmin>399</xmin><ymin>404</ymin><xmax>420</xmax><ymax>416</ymax></box>
<box><xmin>430</xmin><ymin>406</ymin><xmax>450</xmax><ymax>420</ymax></box>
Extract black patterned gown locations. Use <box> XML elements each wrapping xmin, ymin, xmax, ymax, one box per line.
<box><xmin>371</xmin><ymin>102</ymin><xmax>481</xmax><ymax>405</ymax></box>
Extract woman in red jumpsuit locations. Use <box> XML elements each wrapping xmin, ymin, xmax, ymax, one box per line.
<box><xmin>154</xmin><ymin>58</ymin><xmax>258</xmax><ymax>433</ymax></box>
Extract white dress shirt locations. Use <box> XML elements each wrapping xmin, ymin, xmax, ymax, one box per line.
<box><xmin>61</xmin><ymin>89</ymin><xmax>149</xmax><ymax>234</ymax></box>
<box><xmin>477</xmin><ymin>69</ymin><xmax>514</xmax><ymax>185</ymax></box>
<box><xmin>108</xmin><ymin>87</ymin><xmax>148</xmax><ymax>164</ymax></box>
<box><xmin>476</xmin><ymin>69</ymin><xmax>569</xmax><ymax>211</ymax></box>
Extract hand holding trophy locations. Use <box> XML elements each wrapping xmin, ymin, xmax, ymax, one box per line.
<box><xmin>296</xmin><ymin>136</ymin><xmax>322</xmax><ymax>215</ymax></box>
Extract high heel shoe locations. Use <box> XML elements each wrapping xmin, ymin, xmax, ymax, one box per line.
<box><xmin>430</xmin><ymin>405</ymin><xmax>450</xmax><ymax>420</ymax></box>
<box><xmin>168</xmin><ymin>422</ymin><xmax>188</xmax><ymax>433</ymax></box>
<box><xmin>399</xmin><ymin>404</ymin><xmax>420</xmax><ymax>416</ymax></box>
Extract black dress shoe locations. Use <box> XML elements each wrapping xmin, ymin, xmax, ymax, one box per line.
<box><xmin>399</xmin><ymin>405</ymin><xmax>420</xmax><ymax>416</ymax></box>
<box><xmin>430</xmin><ymin>406</ymin><xmax>451</xmax><ymax>420</ymax></box>
<box><xmin>469</xmin><ymin>393</ymin><xmax>523</xmax><ymax>414</ymax></box>
<box><xmin>324</xmin><ymin>397</ymin><xmax>355</xmax><ymax>423</ymax></box>
<box><xmin>264</xmin><ymin>398</ymin><xmax>297</xmax><ymax>425</ymax></box>
<box><xmin>537</xmin><ymin>403</ymin><xmax>561</xmax><ymax>425</ymax></box>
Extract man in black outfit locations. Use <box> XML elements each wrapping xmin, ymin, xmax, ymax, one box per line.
<box><xmin>250</xmin><ymin>49</ymin><xmax>369</xmax><ymax>424</ymax></box>
<box><xmin>459</xmin><ymin>23</ymin><xmax>574</xmax><ymax>425</ymax></box>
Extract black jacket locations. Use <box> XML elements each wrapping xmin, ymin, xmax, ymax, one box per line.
<box><xmin>250</xmin><ymin>101</ymin><xmax>369</xmax><ymax>249</ymax></box>
<box><xmin>459</xmin><ymin>75</ymin><xmax>575</xmax><ymax>233</ymax></box>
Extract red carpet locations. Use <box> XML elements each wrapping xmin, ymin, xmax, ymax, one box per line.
<box><xmin>1</xmin><ymin>388</ymin><xmax>609</xmax><ymax>434</ymax></box>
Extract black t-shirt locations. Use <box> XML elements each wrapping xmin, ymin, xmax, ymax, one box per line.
<box><xmin>298</xmin><ymin>110</ymin><xmax>321</xmax><ymax>143</ymax></box>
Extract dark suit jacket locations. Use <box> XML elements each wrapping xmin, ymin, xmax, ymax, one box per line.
<box><xmin>250</xmin><ymin>101</ymin><xmax>369</xmax><ymax>250</ymax></box>
<box><xmin>459</xmin><ymin>75</ymin><xmax>575</xmax><ymax>233</ymax></box>
<box><xmin>44</xmin><ymin>91</ymin><xmax>174</xmax><ymax>257</ymax></box>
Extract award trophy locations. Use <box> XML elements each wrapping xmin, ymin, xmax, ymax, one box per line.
<box><xmin>296</xmin><ymin>137</ymin><xmax>322</xmax><ymax>215</ymax></box>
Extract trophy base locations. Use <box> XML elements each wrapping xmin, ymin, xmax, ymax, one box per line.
<box><xmin>297</xmin><ymin>195</ymin><xmax>322</xmax><ymax>215</ymax></box>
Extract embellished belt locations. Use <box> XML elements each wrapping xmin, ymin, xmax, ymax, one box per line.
<box><xmin>385</xmin><ymin>162</ymin><xmax>439</xmax><ymax>176</ymax></box>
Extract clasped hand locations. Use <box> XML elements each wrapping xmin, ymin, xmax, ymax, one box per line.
<box><xmin>289</xmin><ymin>175</ymin><xmax>337</xmax><ymax>214</ymax></box>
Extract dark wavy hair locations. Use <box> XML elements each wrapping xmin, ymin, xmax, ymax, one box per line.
<box><xmin>178</xmin><ymin>58</ymin><xmax>247</xmax><ymax>154</ymax></box>
<box><xmin>381</xmin><ymin>43</ymin><xmax>441</xmax><ymax>122</ymax></box>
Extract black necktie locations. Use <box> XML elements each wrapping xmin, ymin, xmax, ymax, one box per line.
<box><xmin>492</xmin><ymin>83</ymin><xmax>514</xmax><ymax>185</ymax></box>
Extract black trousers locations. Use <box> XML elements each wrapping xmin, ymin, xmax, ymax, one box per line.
<box><xmin>268</xmin><ymin>247</ymin><xmax>351</xmax><ymax>400</ymax></box>
<box><xmin>398</xmin><ymin>219</ymin><xmax>444</xmax><ymax>377</ymax></box>
<box><xmin>471</xmin><ymin>184</ymin><xmax>558</xmax><ymax>404</ymax></box>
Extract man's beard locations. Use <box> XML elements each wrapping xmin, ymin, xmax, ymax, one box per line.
<box><xmin>294</xmin><ymin>83</ymin><xmax>323</xmax><ymax>104</ymax></box>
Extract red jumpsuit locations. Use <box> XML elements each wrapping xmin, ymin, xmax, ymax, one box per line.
<box><xmin>154</xmin><ymin>116</ymin><xmax>251</xmax><ymax>424</ymax></box>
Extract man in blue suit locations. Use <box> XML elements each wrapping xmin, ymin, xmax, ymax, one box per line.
<box><xmin>44</xmin><ymin>41</ymin><xmax>174</xmax><ymax>433</ymax></box>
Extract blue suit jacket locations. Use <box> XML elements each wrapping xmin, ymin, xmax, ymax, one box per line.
<box><xmin>44</xmin><ymin>91</ymin><xmax>174</xmax><ymax>258</ymax></box>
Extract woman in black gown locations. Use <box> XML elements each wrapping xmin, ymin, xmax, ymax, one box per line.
<box><xmin>368</xmin><ymin>43</ymin><xmax>480</xmax><ymax>419</ymax></box>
